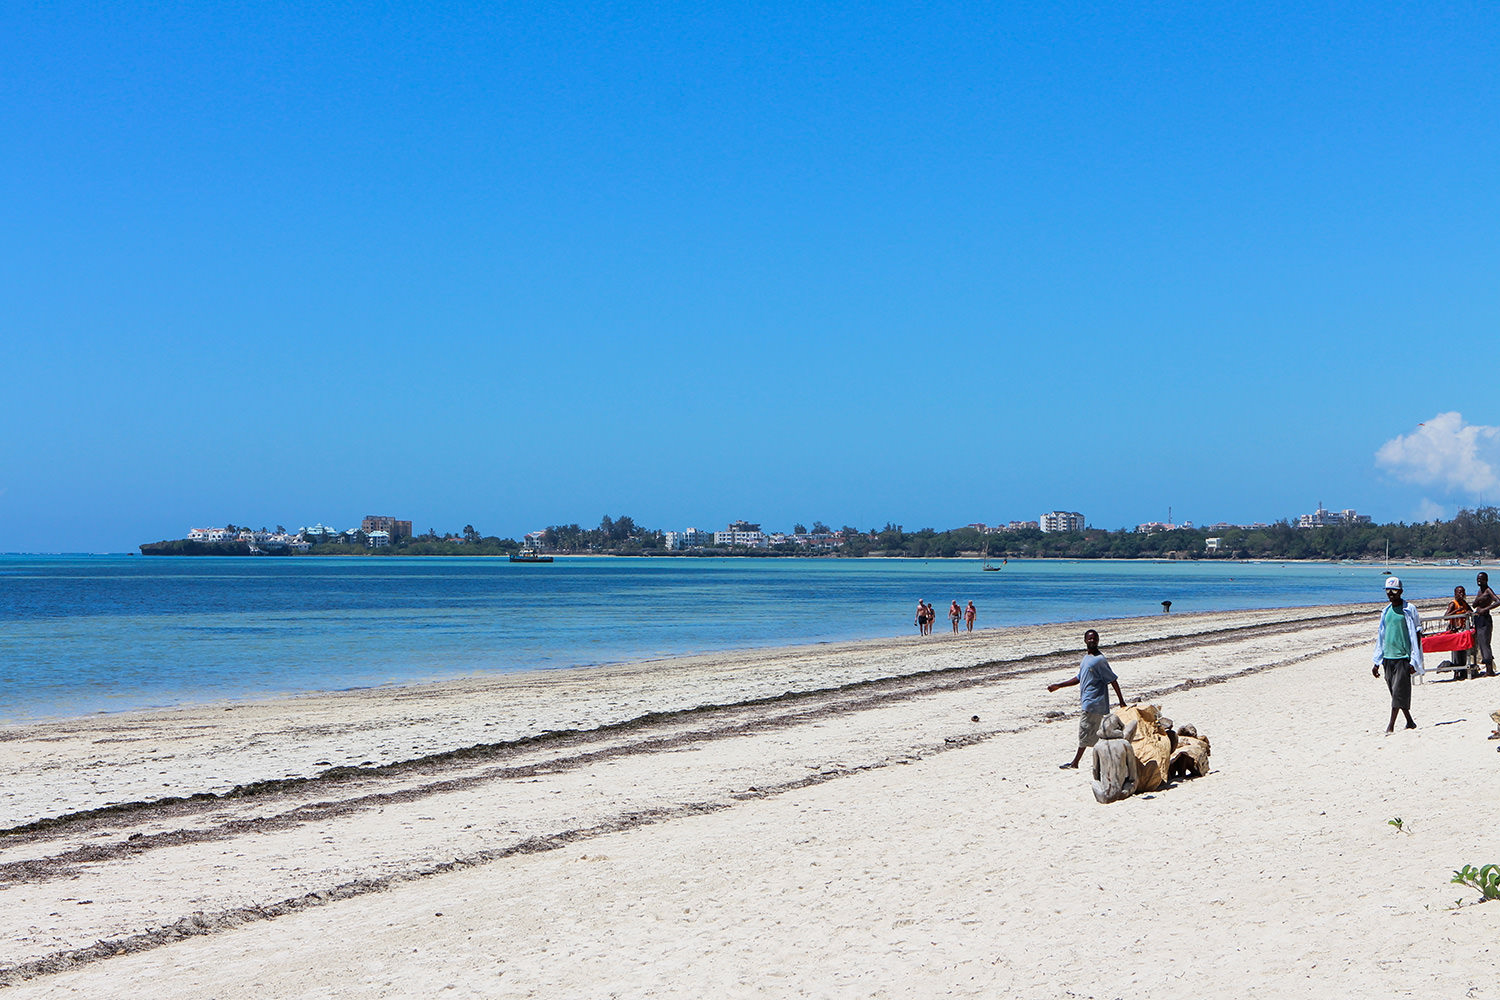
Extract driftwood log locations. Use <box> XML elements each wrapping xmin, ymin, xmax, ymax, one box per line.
<box><xmin>1113</xmin><ymin>705</ymin><xmax>1173</xmax><ymax>793</ymax></box>
<box><xmin>1169</xmin><ymin>733</ymin><xmax>1212</xmax><ymax>780</ymax></box>
<box><xmin>1090</xmin><ymin>707</ymin><xmax>1212</xmax><ymax>803</ymax></box>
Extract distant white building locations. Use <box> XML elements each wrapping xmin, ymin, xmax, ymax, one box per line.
<box><xmin>1298</xmin><ymin>503</ymin><xmax>1372</xmax><ymax>529</ymax></box>
<box><xmin>800</xmin><ymin>530</ymin><xmax>844</xmax><ymax>550</ymax></box>
<box><xmin>714</xmin><ymin>520</ymin><xmax>768</xmax><ymax>548</ymax></box>
<box><xmin>1135</xmin><ymin>520</ymin><xmax>1194</xmax><ymax>534</ymax></box>
<box><xmin>1039</xmin><ymin>511</ymin><xmax>1085</xmax><ymax>533</ymax></box>
<box><xmin>664</xmin><ymin>528</ymin><xmax>715</xmax><ymax>550</ymax></box>
<box><xmin>367</xmin><ymin>530</ymin><xmax>391</xmax><ymax>548</ymax></box>
<box><xmin>1004</xmin><ymin>520</ymin><xmax>1039</xmax><ymax>532</ymax></box>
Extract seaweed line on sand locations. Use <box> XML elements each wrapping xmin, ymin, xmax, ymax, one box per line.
<box><xmin>3</xmin><ymin>611</ymin><xmax>1364</xmax><ymax>848</ymax></box>
<box><xmin>0</xmin><ymin>625</ymin><xmax>1373</xmax><ymax>983</ymax></box>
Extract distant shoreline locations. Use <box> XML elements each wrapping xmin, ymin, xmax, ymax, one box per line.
<box><xmin>129</xmin><ymin>544</ymin><xmax>1476</xmax><ymax>567</ymax></box>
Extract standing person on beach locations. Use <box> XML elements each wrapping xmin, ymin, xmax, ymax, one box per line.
<box><xmin>915</xmin><ymin>600</ymin><xmax>927</xmax><ymax>636</ymax></box>
<box><xmin>1473</xmin><ymin>573</ymin><xmax>1497</xmax><ymax>676</ymax></box>
<box><xmin>949</xmin><ymin>600</ymin><xmax>962</xmax><ymax>633</ymax></box>
<box><xmin>1046</xmin><ymin>628</ymin><xmax>1127</xmax><ymax>769</ymax></box>
<box><xmin>1439</xmin><ymin>585</ymin><xmax>1473</xmax><ymax>673</ymax></box>
<box><xmin>964</xmin><ymin>600</ymin><xmax>977</xmax><ymax>631</ymax></box>
<box><xmin>1372</xmin><ymin>577</ymin><xmax>1422</xmax><ymax>734</ymax></box>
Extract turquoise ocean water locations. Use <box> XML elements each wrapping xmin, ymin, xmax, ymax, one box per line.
<box><xmin>0</xmin><ymin>555</ymin><xmax>1472</xmax><ymax>724</ymax></box>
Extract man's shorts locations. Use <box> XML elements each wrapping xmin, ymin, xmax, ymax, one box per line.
<box><xmin>1476</xmin><ymin>613</ymin><xmax>1494</xmax><ymax>665</ymax></box>
<box><xmin>1383</xmin><ymin>658</ymin><xmax>1413</xmax><ymax>711</ymax></box>
<box><xmin>1078</xmin><ymin>711</ymin><xmax>1107</xmax><ymax>748</ymax></box>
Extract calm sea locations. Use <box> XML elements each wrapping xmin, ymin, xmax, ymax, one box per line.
<box><xmin>0</xmin><ymin>555</ymin><xmax>1471</xmax><ymax>723</ymax></box>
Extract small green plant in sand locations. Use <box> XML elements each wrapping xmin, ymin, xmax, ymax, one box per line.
<box><xmin>1451</xmin><ymin>864</ymin><xmax>1500</xmax><ymax>903</ymax></box>
<box><xmin>1387</xmin><ymin>817</ymin><xmax>1408</xmax><ymax>834</ymax></box>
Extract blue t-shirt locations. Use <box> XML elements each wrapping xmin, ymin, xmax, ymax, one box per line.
<box><xmin>1078</xmin><ymin>653</ymin><xmax>1118</xmax><ymax>714</ymax></box>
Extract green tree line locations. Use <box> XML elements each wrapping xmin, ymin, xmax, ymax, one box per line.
<box><xmin>144</xmin><ymin>507</ymin><xmax>1500</xmax><ymax>560</ymax></box>
<box><xmin>850</xmin><ymin>508</ymin><xmax>1500</xmax><ymax>561</ymax></box>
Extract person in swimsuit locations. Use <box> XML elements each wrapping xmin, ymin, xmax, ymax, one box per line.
<box><xmin>964</xmin><ymin>600</ymin><xmax>976</xmax><ymax>631</ymax></box>
<box><xmin>949</xmin><ymin>600</ymin><xmax>962</xmax><ymax>632</ymax></box>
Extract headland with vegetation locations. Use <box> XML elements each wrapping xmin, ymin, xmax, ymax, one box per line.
<box><xmin>139</xmin><ymin>508</ymin><xmax>1500</xmax><ymax>562</ymax></box>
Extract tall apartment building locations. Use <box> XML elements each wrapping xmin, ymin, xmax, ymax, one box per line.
<box><xmin>361</xmin><ymin>515</ymin><xmax>412</xmax><ymax>540</ymax></box>
<box><xmin>713</xmin><ymin>520</ymin><xmax>768</xmax><ymax>548</ymax></box>
<box><xmin>1297</xmin><ymin>504</ymin><xmax>1372</xmax><ymax>529</ymax></box>
<box><xmin>1039</xmin><ymin>511</ymin><xmax>1085</xmax><ymax>533</ymax></box>
<box><xmin>664</xmin><ymin>528</ymin><xmax>716</xmax><ymax>550</ymax></box>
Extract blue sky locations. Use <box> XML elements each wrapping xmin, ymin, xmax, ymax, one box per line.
<box><xmin>4</xmin><ymin>2</ymin><xmax>1498</xmax><ymax>551</ymax></box>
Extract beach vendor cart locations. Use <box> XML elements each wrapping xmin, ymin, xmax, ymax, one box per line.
<box><xmin>1422</xmin><ymin>610</ymin><xmax>1477</xmax><ymax>680</ymax></box>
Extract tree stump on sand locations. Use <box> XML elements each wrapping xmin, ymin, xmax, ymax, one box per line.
<box><xmin>1113</xmin><ymin>705</ymin><xmax>1173</xmax><ymax>793</ymax></box>
<box><xmin>1091</xmin><ymin>709</ymin><xmax>1212</xmax><ymax>802</ymax></box>
<box><xmin>1091</xmin><ymin>715</ymin><xmax>1140</xmax><ymax>803</ymax></box>
<box><xmin>1169</xmin><ymin>733</ymin><xmax>1212</xmax><ymax>780</ymax></box>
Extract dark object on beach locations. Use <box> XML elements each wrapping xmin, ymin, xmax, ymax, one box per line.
<box><xmin>1161</xmin><ymin>601</ymin><xmax>1172</xmax><ymax>613</ymax></box>
<box><xmin>1169</xmin><ymin>732</ymin><xmax>1212</xmax><ymax>780</ymax></box>
<box><xmin>971</xmin><ymin>715</ymin><xmax>979</xmax><ymax>723</ymax></box>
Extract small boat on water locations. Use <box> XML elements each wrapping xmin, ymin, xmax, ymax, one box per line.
<box><xmin>509</xmin><ymin>547</ymin><xmax>553</xmax><ymax>563</ymax></box>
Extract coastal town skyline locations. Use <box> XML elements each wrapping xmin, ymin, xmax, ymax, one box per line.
<box><xmin>153</xmin><ymin>501</ymin><xmax>1377</xmax><ymax>555</ymax></box>
<box><xmin>5</xmin><ymin>5</ymin><xmax>1498</xmax><ymax>553</ymax></box>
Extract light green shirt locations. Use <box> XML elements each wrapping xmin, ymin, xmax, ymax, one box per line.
<box><xmin>1383</xmin><ymin>604</ymin><xmax>1412</xmax><ymax>659</ymax></box>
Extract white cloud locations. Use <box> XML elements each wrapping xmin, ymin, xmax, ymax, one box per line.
<box><xmin>1375</xmin><ymin>412</ymin><xmax>1500</xmax><ymax>494</ymax></box>
<box><xmin>1413</xmin><ymin>499</ymin><xmax>1448</xmax><ymax>523</ymax></box>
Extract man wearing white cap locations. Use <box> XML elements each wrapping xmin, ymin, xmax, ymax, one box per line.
<box><xmin>1372</xmin><ymin>576</ymin><xmax>1422</xmax><ymax>734</ymax></box>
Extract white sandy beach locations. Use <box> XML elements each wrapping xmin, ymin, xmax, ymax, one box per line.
<box><xmin>3</xmin><ymin>604</ymin><xmax>1499</xmax><ymax>998</ymax></box>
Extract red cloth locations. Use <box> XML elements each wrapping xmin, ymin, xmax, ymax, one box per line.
<box><xmin>1422</xmin><ymin>629</ymin><xmax>1474</xmax><ymax>653</ymax></box>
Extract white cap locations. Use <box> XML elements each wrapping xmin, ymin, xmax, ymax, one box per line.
<box><xmin>1384</xmin><ymin>576</ymin><xmax>1402</xmax><ymax>591</ymax></box>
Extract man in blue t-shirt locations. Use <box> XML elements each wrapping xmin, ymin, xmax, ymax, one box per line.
<box><xmin>1047</xmin><ymin>628</ymin><xmax>1127</xmax><ymax>769</ymax></box>
<box><xmin>1372</xmin><ymin>576</ymin><xmax>1422</xmax><ymax>734</ymax></box>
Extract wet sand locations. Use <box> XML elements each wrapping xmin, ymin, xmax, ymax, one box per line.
<box><xmin>3</xmin><ymin>603</ymin><xmax>1499</xmax><ymax>997</ymax></box>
